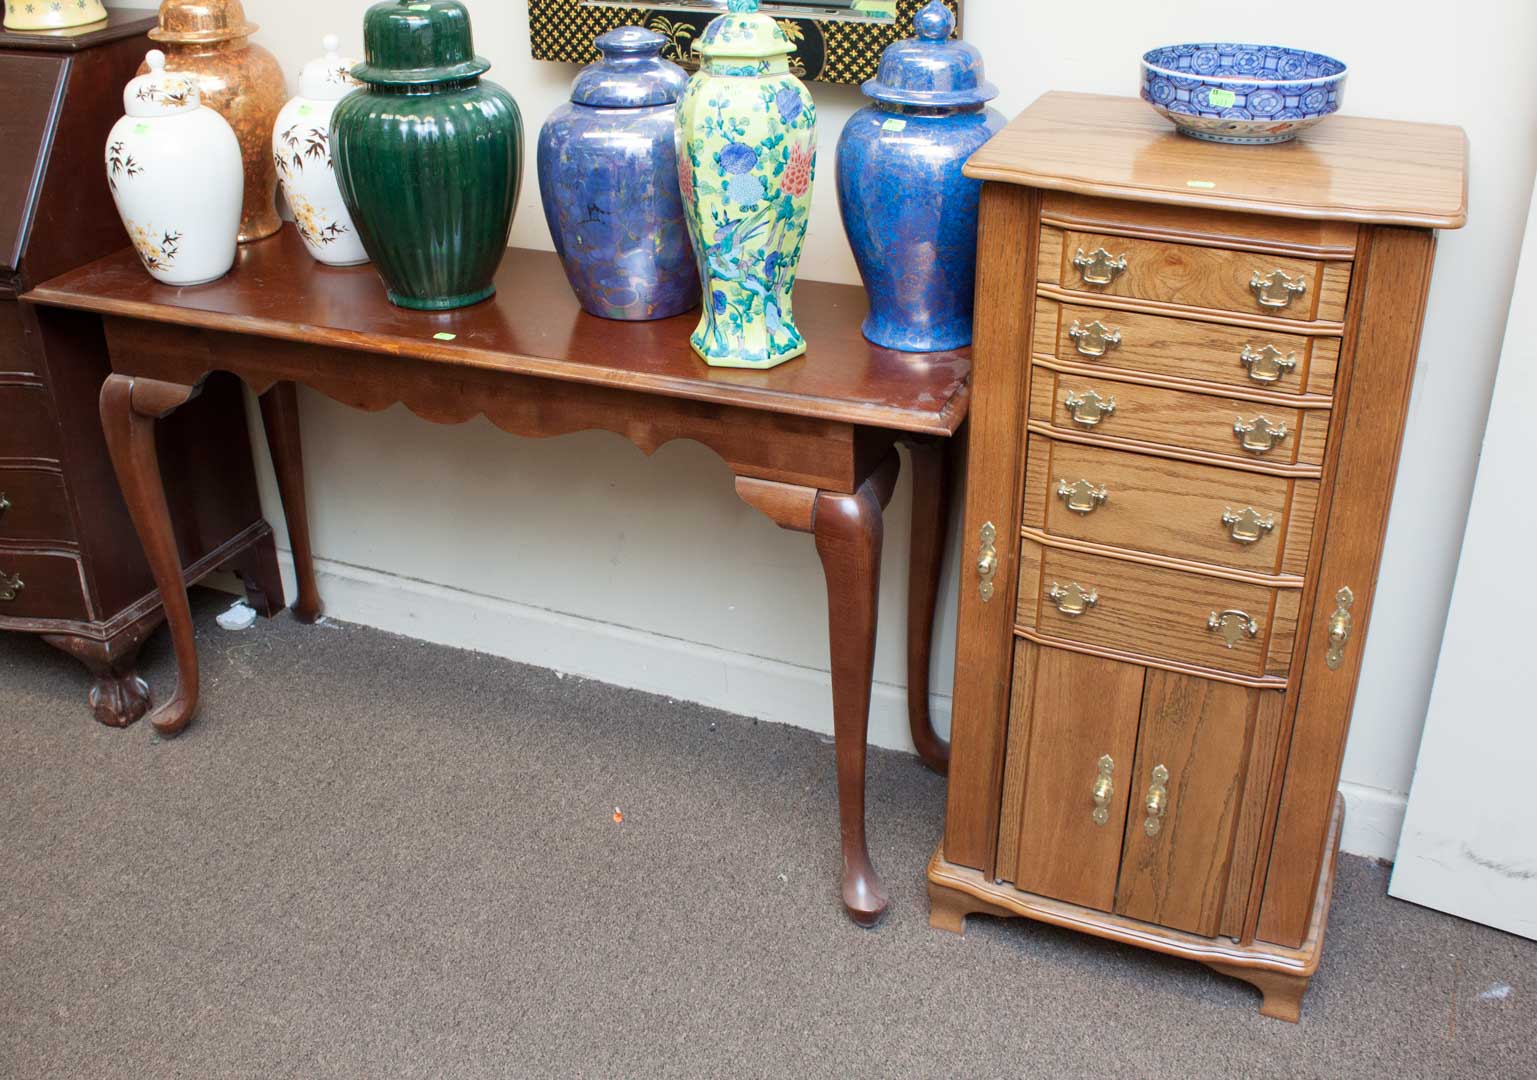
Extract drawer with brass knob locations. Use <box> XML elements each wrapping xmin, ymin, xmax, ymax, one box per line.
<box><xmin>0</xmin><ymin>550</ymin><xmax>89</xmax><ymax>621</ymax></box>
<box><xmin>0</xmin><ymin>467</ymin><xmax>76</xmax><ymax>545</ymax></box>
<box><xmin>1038</xmin><ymin>227</ymin><xmax>1352</xmax><ymax>323</ymax></box>
<box><xmin>1022</xmin><ymin>436</ymin><xmax>1320</xmax><ymax>577</ymax></box>
<box><xmin>1029</xmin><ymin>367</ymin><xmax>1330</xmax><ymax>465</ymax></box>
<box><xmin>1033</xmin><ymin>298</ymin><xmax>1341</xmax><ymax>398</ymax></box>
<box><xmin>1015</xmin><ymin>536</ymin><xmax>1299</xmax><ymax>680</ymax></box>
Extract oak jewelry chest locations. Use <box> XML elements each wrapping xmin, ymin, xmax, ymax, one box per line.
<box><xmin>929</xmin><ymin>92</ymin><xmax>1467</xmax><ymax>1021</ymax></box>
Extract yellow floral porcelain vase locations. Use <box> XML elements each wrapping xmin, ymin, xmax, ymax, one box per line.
<box><xmin>676</xmin><ymin>0</ymin><xmax>816</xmax><ymax>369</ymax></box>
<box><xmin>4</xmin><ymin>0</ymin><xmax>108</xmax><ymax>32</ymax></box>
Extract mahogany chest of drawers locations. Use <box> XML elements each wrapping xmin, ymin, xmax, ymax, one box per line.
<box><xmin>1</xmin><ymin>11</ymin><xmax>277</xmax><ymax>726</ymax></box>
<box><xmin>929</xmin><ymin>93</ymin><xmax>1467</xmax><ymax>1021</ymax></box>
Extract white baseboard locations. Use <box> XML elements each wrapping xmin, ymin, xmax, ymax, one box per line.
<box><xmin>208</xmin><ymin>552</ymin><xmax>1407</xmax><ymax>861</ymax></box>
<box><xmin>1337</xmin><ymin>781</ymin><xmax>1407</xmax><ymax>862</ymax></box>
<box><xmin>208</xmin><ymin>550</ymin><xmax>948</xmax><ymax>757</ymax></box>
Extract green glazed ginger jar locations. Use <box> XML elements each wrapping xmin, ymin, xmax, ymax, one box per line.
<box><xmin>331</xmin><ymin>0</ymin><xmax>522</xmax><ymax>310</ymax></box>
<box><xmin>677</xmin><ymin>0</ymin><xmax>816</xmax><ymax>369</ymax></box>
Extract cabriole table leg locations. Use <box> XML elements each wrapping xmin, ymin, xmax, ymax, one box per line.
<box><xmin>98</xmin><ymin>373</ymin><xmax>202</xmax><ymax>737</ymax></box>
<box><xmin>902</xmin><ymin>436</ymin><xmax>952</xmax><ymax>775</ymax></box>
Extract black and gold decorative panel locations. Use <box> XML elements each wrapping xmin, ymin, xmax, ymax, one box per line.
<box><xmin>528</xmin><ymin>0</ymin><xmax>961</xmax><ymax>86</ymax></box>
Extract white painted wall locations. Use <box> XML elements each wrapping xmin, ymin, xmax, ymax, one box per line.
<box><xmin>231</xmin><ymin>0</ymin><xmax>1536</xmax><ymax>860</ymax></box>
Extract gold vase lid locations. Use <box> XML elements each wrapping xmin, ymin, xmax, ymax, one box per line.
<box><xmin>148</xmin><ymin>0</ymin><xmax>259</xmax><ymax>45</ymax></box>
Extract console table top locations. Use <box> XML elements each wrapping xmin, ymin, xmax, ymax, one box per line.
<box><xmin>26</xmin><ymin>228</ymin><xmax>972</xmax><ymax>437</ymax></box>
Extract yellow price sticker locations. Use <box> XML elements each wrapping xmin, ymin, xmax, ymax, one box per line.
<box><xmin>1208</xmin><ymin>88</ymin><xmax>1237</xmax><ymax>108</ymax></box>
<box><xmin>432</xmin><ymin>332</ymin><xmax>457</xmax><ymax>341</ymax></box>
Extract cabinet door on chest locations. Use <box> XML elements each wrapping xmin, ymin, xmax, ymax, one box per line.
<box><xmin>996</xmin><ymin>641</ymin><xmax>1282</xmax><ymax>938</ymax></box>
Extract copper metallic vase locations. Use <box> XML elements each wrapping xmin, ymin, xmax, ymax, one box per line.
<box><xmin>147</xmin><ymin>0</ymin><xmax>287</xmax><ymax>242</ymax></box>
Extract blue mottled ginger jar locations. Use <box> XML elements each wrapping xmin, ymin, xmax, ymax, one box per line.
<box><xmin>836</xmin><ymin>1</ymin><xmax>1003</xmax><ymax>353</ymax></box>
<box><xmin>537</xmin><ymin>28</ymin><xmax>699</xmax><ymax>321</ymax></box>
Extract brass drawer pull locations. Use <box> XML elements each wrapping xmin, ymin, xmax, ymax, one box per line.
<box><xmin>1250</xmin><ymin>268</ymin><xmax>1307</xmax><ymax>310</ymax></box>
<box><xmin>1092</xmin><ymin>754</ymin><xmax>1115</xmax><ymax>826</ymax></box>
<box><xmin>1057</xmin><ymin>478</ymin><xmax>1109</xmax><ymax>515</ymax></box>
<box><xmin>1064</xmin><ymin>389</ymin><xmax>1116</xmax><ymax>428</ymax></box>
<box><xmin>1073</xmin><ymin>247</ymin><xmax>1128</xmax><ymax>286</ymax></box>
<box><xmin>1143</xmin><ymin>764</ymin><xmax>1170</xmax><ymax>837</ymax></box>
<box><xmin>1326</xmin><ymin>586</ymin><xmax>1355</xmax><ymax>670</ymax></box>
<box><xmin>1222</xmin><ymin>506</ymin><xmax>1276</xmax><ymax>544</ymax></box>
<box><xmin>1240</xmin><ymin>343</ymin><xmax>1298</xmax><ymax>384</ymax></box>
<box><xmin>1248</xmin><ymin>268</ymin><xmax>1309</xmax><ymax>310</ymax></box>
<box><xmin>0</xmin><ymin>571</ymin><xmax>22</xmax><ymax>602</ymax></box>
<box><xmin>1233</xmin><ymin>415</ymin><xmax>1288</xmax><ymax>455</ymax></box>
<box><xmin>1048</xmin><ymin>581</ymin><xmax>1098</xmax><ymax>617</ymax></box>
<box><xmin>1067</xmin><ymin>319</ymin><xmax>1122</xmax><ymax>358</ymax></box>
<box><xmin>976</xmin><ymin>521</ymin><xmax>998</xmax><ymax>602</ymax></box>
<box><xmin>1208</xmin><ymin>609</ymin><xmax>1259</xmax><ymax>648</ymax></box>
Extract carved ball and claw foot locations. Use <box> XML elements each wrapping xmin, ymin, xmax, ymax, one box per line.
<box><xmin>43</xmin><ymin>631</ymin><xmax>155</xmax><ymax>729</ymax></box>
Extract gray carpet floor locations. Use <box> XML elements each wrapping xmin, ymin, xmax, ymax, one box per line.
<box><xmin>3</xmin><ymin>589</ymin><xmax>1533</xmax><ymax>1079</ymax></box>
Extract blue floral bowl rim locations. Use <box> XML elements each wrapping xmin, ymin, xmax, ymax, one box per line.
<box><xmin>1140</xmin><ymin>43</ymin><xmax>1349</xmax><ymax>86</ymax></box>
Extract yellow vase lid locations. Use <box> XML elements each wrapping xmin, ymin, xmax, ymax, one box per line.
<box><xmin>3</xmin><ymin>0</ymin><xmax>108</xmax><ymax>33</ymax></box>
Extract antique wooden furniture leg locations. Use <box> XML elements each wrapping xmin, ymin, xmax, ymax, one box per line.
<box><xmin>903</xmin><ymin>436</ymin><xmax>951</xmax><ymax>775</ymax></box>
<box><xmin>229</xmin><ymin>529</ymin><xmax>285</xmax><ymax>618</ymax></box>
<box><xmin>813</xmin><ymin>463</ymin><xmax>894</xmax><ymax>926</ymax></box>
<box><xmin>736</xmin><ymin>453</ymin><xmax>900</xmax><ymax>926</ymax></box>
<box><xmin>1204</xmin><ymin>962</ymin><xmax>1309</xmax><ymax>1024</ymax></box>
<box><xmin>98</xmin><ymin>374</ymin><xmax>201</xmax><ymax>736</ymax></box>
<box><xmin>42</xmin><ymin>617</ymin><xmax>160</xmax><ymax>728</ymax></box>
<box><xmin>258</xmin><ymin>381</ymin><xmax>323</xmax><ymax>624</ymax></box>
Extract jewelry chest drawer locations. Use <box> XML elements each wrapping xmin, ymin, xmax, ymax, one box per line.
<box><xmin>1023</xmin><ymin>436</ymin><xmax>1318</xmax><ymax>577</ymax></box>
<box><xmin>1016</xmin><ymin>537</ymin><xmax>1298</xmax><ymax>681</ymax></box>
<box><xmin>1032</xmin><ymin>298</ymin><xmax>1341</xmax><ymax>398</ymax></box>
<box><xmin>1039</xmin><ymin>226</ymin><xmax>1352</xmax><ymax>323</ymax></box>
<box><xmin>1028</xmin><ymin>369</ymin><xmax>1330</xmax><ymax>465</ymax></box>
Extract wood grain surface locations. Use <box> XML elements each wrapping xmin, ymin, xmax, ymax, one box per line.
<box><xmin>1040</xmin><ymin>191</ymin><xmax>1359</xmax><ymax>257</ymax></box>
<box><xmin>1018</xmin><ymin>538</ymin><xmax>1294</xmax><ymax>678</ymax></box>
<box><xmin>944</xmin><ymin>184</ymin><xmax>1039</xmax><ymax>872</ymax></box>
<box><xmin>966</xmin><ymin>92</ymin><xmax>1468</xmax><ymax>229</ymax></box>
<box><xmin>26</xmin><ymin>229</ymin><xmax>970</xmax><ymax>438</ymax></box>
<box><xmin>1042</xmin><ymin>227</ymin><xmax>1350</xmax><ymax>323</ymax></box>
<box><xmin>1029</xmin><ymin>367</ymin><xmax>1329</xmax><ymax>466</ymax></box>
<box><xmin>1114</xmin><ymin>672</ymin><xmax>1277</xmax><ymax>937</ymax></box>
<box><xmin>998</xmin><ymin>642</ymin><xmax>1146</xmax><ymax>910</ymax></box>
<box><xmin>1035</xmin><ymin>297</ymin><xmax>1341</xmax><ymax>398</ymax></box>
<box><xmin>1023</xmin><ymin>435</ymin><xmax>1318</xmax><ymax>577</ymax></box>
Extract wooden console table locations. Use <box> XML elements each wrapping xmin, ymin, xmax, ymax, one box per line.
<box><xmin>25</xmin><ymin>227</ymin><xmax>971</xmax><ymax>926</ymax></box>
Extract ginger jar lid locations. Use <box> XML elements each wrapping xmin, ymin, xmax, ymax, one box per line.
<box><xmin>570</xmin><ymin>27</ymin><xmax>687</xmax><ymax>108</ymax></box>
<box><xmin>148</xmin><ymin>0</ymin><xmax>260</xmax><ymax>45</ymax></box>
<box><xmin>697</xmin><ymin>0</ymin><xmax>797</xmax><ymax>61</ymax></box>
<box><xmin>298</xmin><ymin>34</ymin><xmax>363</xmax><ymax>100</ymax></box>
<box><xmin>862</xmin><ymin>1</ymin><xmax>997</xmax><ymax>108</ymax></box>
<box><xmin>352</xmin><ymin>0</ymin><xmax>490</xmax><ymax>87</ymax></box>
<box><xmin>124</xmin><ymin>50</ymin><xmax>203</xmax><ymax>118</ymax></box>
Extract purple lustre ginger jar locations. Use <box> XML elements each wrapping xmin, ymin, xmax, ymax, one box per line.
<box><xmin>537</xmin><ymin>27</ymin><xmax>699</xmax><ymax>321</ymax></box>
<box><xmin>836</xmin><ymin>1</ymin><xmax>1003</xmax><ymax>352</ymax></box>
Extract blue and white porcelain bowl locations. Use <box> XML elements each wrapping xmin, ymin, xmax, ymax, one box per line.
<box><xmin>1140</xmin><ymin>43</ymin><xmax>1347</xmax><ymax>144</ymax></box>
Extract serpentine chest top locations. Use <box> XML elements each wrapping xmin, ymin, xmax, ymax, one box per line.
<box><xmin>24</xmin><ymin>231</ymin><xmax>971</xmax><ymax>928</ymax></box>
<box><xmin>930</xmin><ymin>92</ymin><xmax>1466</xmax><ymax>1021</ymax></box>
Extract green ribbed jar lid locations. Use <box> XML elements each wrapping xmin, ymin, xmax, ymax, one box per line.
<box><xmin>351</xmin><ymin>0</ymin><xmax>490</xmax><ymax>87</ymax></box>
